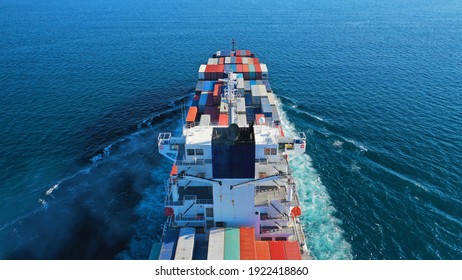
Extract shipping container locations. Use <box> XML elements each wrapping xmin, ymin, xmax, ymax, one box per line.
<box><xmin>247</xmin><ymin>58</ymin><xmax>254</xmax><ymax>64</ymax></box>
<box><xmin>204</xmin><ymin>106</ymin><xmax>219</xmax><ymax>123</ymax></box>
<box><xmin>207</xmin><ymin>228</ymin><xmax>225</xmax><ymax>260</ymax></box>
<box><xmin>186</xmin><ymin>106</ymin><xmax>198</xmax><ymax>123</ymax></box>
<box><xmin>158</xmin><ymin>229</ymin><xmax>179</xmax><ymax>260</ymax></box>
<box><xmin>245</xmin><ymin>107</ymin><xmax>255</xmax><ymax>123</ymax></box>
<box><xmin>236</xmin><ymin>57</ymin><xmax>242</xmax><ymax>64</ymax></box>
<box><xmin>261</xmin><ymin>104</ymin><xmax>273</xmax><ymax>118</ymax></box>
<box><xmin>244</xmin><ymin>93</ymin><xmax>253</xmax><ymax>106</ymax></box>
<box><xmin>260</xmin><ymin>63</ymin><xmax>268</xmax><ymax>79</ymax></box>
<box><xmin>192</xmin><ymin>94</ymin><xmax>199</xmax><ymax>107</ymax></box>
<box><xmin>174</xmin><ymin>228</ymin><xmax>195</xmax><ymax>260</ymax></box>
<box><xmin>198</xmin><ymin>64</ymin><xmax>206</xmax><ymax>80</ymax></box>
<box><xmin>244</xmin><ymin>81</ymin><xmax>251</xmax><ymax>92</ymax></box>
<box><xmin>239</xmin><ymin>228</ymin><xmax>256</xmax><ymax>260</ymax></box>
<box><xmin>269</xmin><ymin>241</ymin><xmax>286</xmax><ymax>260</ymax></box>
<box><xmin>224</xmin><ymin>228</ymin><xmax>240</xmax><ymax>260</ymax></box>
<box><xmin>218</xmin><ymin>113</ymin><xmax>229</xmax><ymax>126</ymax></box>
<box><xmin>255</xmin><ymin>241</ymin><xmax>271</xmax><ymax>260</ymax></box>
<box><xmin>225</xmin><ymin>57</ymin><xmax>231</xmax><ymax>64</ymax></box>
<box><xmin>206</xmin><ymin>91</ymin><xmax>215</xmax><ymax>106</ymax></box>
<box><xmin>200</xmin><ymin>114</ymin><xmax>211</xmax><ymax>127</ymax></box>
<box><xmin>208</xmin><ymin>58</ymin><xmax>218</xmax><ymax>65</ymax></box>
<box><xmin>195</xmin><ymin>81</ymin><xmax>204</xmax><ymax>93</ymax></box>
<box><xmin>242</xmin><ymin>57</ymin><xmax>248</xmax><ymax>64</ymax></box>
<box><xmin>199</xmin><ymin>92</ymin><xmax>208</xmax><ymax>113</ymax></box>
<box><xmin>267</xmin><ymin>91</ymin><xmax>276</xmax><ymax>105</ymax></box>
<box><xmin>271</xmin><ymin>106</ymin><xmax>280</xmax><ymax>125</ymax></box>
<box><xmin>283</xmin><ymin>241</ymin><xmax>302</xmax><ymax>260</ymax></box>
<box><xmin>262</xmin><ymin>80</ymin><xmax>271</xmax><ymax>91</ymax></box>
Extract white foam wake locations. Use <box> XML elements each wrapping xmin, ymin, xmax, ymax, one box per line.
<box><xmin>276</xmin><ymin>97</ymin><xmax>353</xmax><ymax>259</ymax></box>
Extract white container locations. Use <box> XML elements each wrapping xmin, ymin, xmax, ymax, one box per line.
<box><xmin>174</xmin><ymin>228</ymin><xmax>195</xmax><ymax>260</ymax></box>
<box><xmin>198</xmin><ymin>64</ymin><xmax>206</xmax><ymax>80</ymax></box>
<box><xmin>200</xmin><ymin>114</ymin><xmax>211</xmax><ymax>126</ymax></box>
<box><xmin>225</xmin><ymin>57</ymin><xmax>231</xmax><ymax>64</ymax></box>
<box><xmin>207</xmin><ymin>228</ymin><xmax>225</xmax><ymax>260</ymax></box>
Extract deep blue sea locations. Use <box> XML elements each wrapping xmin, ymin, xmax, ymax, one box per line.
<box><xmin>1</xmin><ymin>0</ymin><xmax>461</xmax><ymax>259</ymax></box>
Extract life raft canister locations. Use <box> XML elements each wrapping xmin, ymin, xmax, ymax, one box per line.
<box><xmin>164</xmin><ymin>207</ymin><xmax>174</xmax><ymax>217</ymax></box>
<box><xmin>291</xmin><ymin>206</ymin><xmax>302</xmax><ymax>217</ymax></box>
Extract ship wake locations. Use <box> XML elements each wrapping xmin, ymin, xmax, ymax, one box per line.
<box><xmin>277</xmin><ymin>99</ymin><xmax>353</xmax><ymax>260</ymax></box>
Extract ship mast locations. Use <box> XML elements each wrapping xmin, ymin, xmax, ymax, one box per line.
<box><xmin>223</xmin><ymin>70</ymin><xmax>239</xmax><ymax>125</ymax></box>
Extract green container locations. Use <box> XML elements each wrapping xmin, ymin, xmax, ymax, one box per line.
<box><xmin>224</xmin><ymin>228</ymin><xmax>240</xmax><ymax>260</ymax></box>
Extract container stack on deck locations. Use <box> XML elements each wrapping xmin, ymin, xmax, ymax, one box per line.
<box><xmin>191</xmin><ymin>50</ymin><xmax>279</xmax><ymax>128</ymax></box>
<box><xmin>159</xmin><ymin>227</ymin><xmax>302</xmax><ymax>260</ymax></box>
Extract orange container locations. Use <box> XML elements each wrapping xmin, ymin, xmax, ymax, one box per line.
<box><xmin>283</xmin><ymin>241</ymin><xmax>302</xmax><ymax>260</ymax></box>
<box><xmin>218</xmin><ymin>114</ymin><xmax>228</xmax><ymax>126</ymax></box>
<box><xmin>186</xmin><ymin>106</ymin><xmax>198</xmax><ymax>123</ymax></box>
<box><xmin>239</xmin><ymin>228</ymin><xmax>256</xmax><ymax>260</ymax></box>
<box><xmin>255</xmin><ymin>241</ymin><xmax>271</xmax><ymax>260</ymax></box>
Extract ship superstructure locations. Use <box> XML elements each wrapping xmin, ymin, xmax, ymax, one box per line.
<box><xmin>155</xmin><ymin>46</ymin><xmax>311</xmax><ymax>260</ymax></box>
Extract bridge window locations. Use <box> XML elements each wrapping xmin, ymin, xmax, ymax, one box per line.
<box><xmin>195</xmin><ymin>149</ymin><xmax>204</xmax><ymax>156</ymax></box>
<box><xmin>187</xmin><ymin>149</ymin><xmax>195</xmax><ymax>156</ymax></box>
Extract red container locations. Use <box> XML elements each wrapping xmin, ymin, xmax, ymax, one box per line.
<box><xmin>235</xmin><ymin>50</ymin><xmax>241</xmax><ymax>56</ymax></box>
<box><xmin>219</xmin><ymin>57</ymin><xmax>224</xmax><ymax>64</ymax></box>
<box><xmin>254</xmin><ymin>63</ymin><xmax>261</xmax><ymax>72</ymax></box>
<box><xmin>245</xmin><ymin>50</ymin><xmax>251</xmax><ymax>56</ymax></box>
<box><xmin>255</xmin><ymin>241</ymin><xmax>271</xmax><ymax>260</ymax></box>
<box><xmin>218</xmin><ymin>114</ymin><xmax>228</xmax><ymax>126</ymax></box>
<box><xmin>239</xmin><ymin>228</ymin><xmax>256</xmax><ymax>260</ymax></box>
<box><xmin>269</xmin><ymin>241</ymin><xmax>286</xmax><ymax>260</ymax></box>
<box><xmin>283</xmin><ymin>241</ymin><xmax>302</xmax><ymax>260</ymax></box>
<box><xmin>236</xmin><ymin>64</ymin><xmax>243</xmax><ymax>73</ymax></box>
<box><xmin>253</xmin><ymin>58</ymin><xmax>260</xmax><ymax>64</ymax></box>
<box><xmin>236</xmin><ymin>57</ymin><xmax>242</xmax><ymax>64</ymax></box>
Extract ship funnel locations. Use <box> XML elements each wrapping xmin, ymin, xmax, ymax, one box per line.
<box><xmin>227</xmin><ymin>123</ymin><xmax>240</xmax><ymax>141</ymax></box>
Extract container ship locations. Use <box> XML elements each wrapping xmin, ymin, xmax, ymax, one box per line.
<box><xmin>152</xmin><ymin>42</ymin><xmax>311</xmax><ymax>260</ymax></box>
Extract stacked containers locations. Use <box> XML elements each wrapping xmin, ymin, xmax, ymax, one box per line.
<box><xmin>204</xmin><ymin>106</ymin><xmax>219</xmax><ymax>123</ymax></box>
<box><xmin>213</xmin><ymin>83</ymin><xmax>222</xmax><ymax>105</ymax></box>
<box><xmin>199</xmin><ymin>92</ymin><xmax>208</xmax><ymax>113</ymax></box>
<box><xmin>198</xmin><ymin>64</ymin><xmax>206</xmax><ymax>80</ymax></box>
<box><xmin>261</xmin><ymin>97</ymin><xmax>272</xmax><ymax>118</ymax></box>
<box><xmin>272</xmin><ymin>106</ymin><xmax>280</xmax><ymax>125</ymax></box>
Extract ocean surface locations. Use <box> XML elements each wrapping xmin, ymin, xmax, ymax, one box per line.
<box><xmin>1</xmin><ymin>0</ymin><xmax>461</xmax><ymax>259</ymax></box>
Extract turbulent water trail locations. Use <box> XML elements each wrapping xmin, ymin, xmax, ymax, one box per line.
<box><xmin>277</xmin><ymin>99</ymin><xmax>353</xmax><ymax>260</ymax></box>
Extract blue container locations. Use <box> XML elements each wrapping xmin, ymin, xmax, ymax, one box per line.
<box><xmin>158</xmin><ymin>229</ymin><xmax>179</xmax><ymax>260</ymax></box>
<box><xmin>246</xmin><ymin>107</ymin><xmax>255</xmax><ymax>123</ymax></box>
<box><xmin>231</xmin><ymin>64</ymin><xmax>236</xmax><ymax>72</ymax></box>
<box><xmin>263</xmin><ymin>80</ymin><xmax>271</xmax><ymax>91</ymax></box>
<box><xmin>231</xmin><ymin>57</ymin><xmax>236</xmax><ymax>64</ymax></box>
<box><xmin>244</xmin><ymin>94</ymin><xmax>253</xmax><ymax>106</ymax></box>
